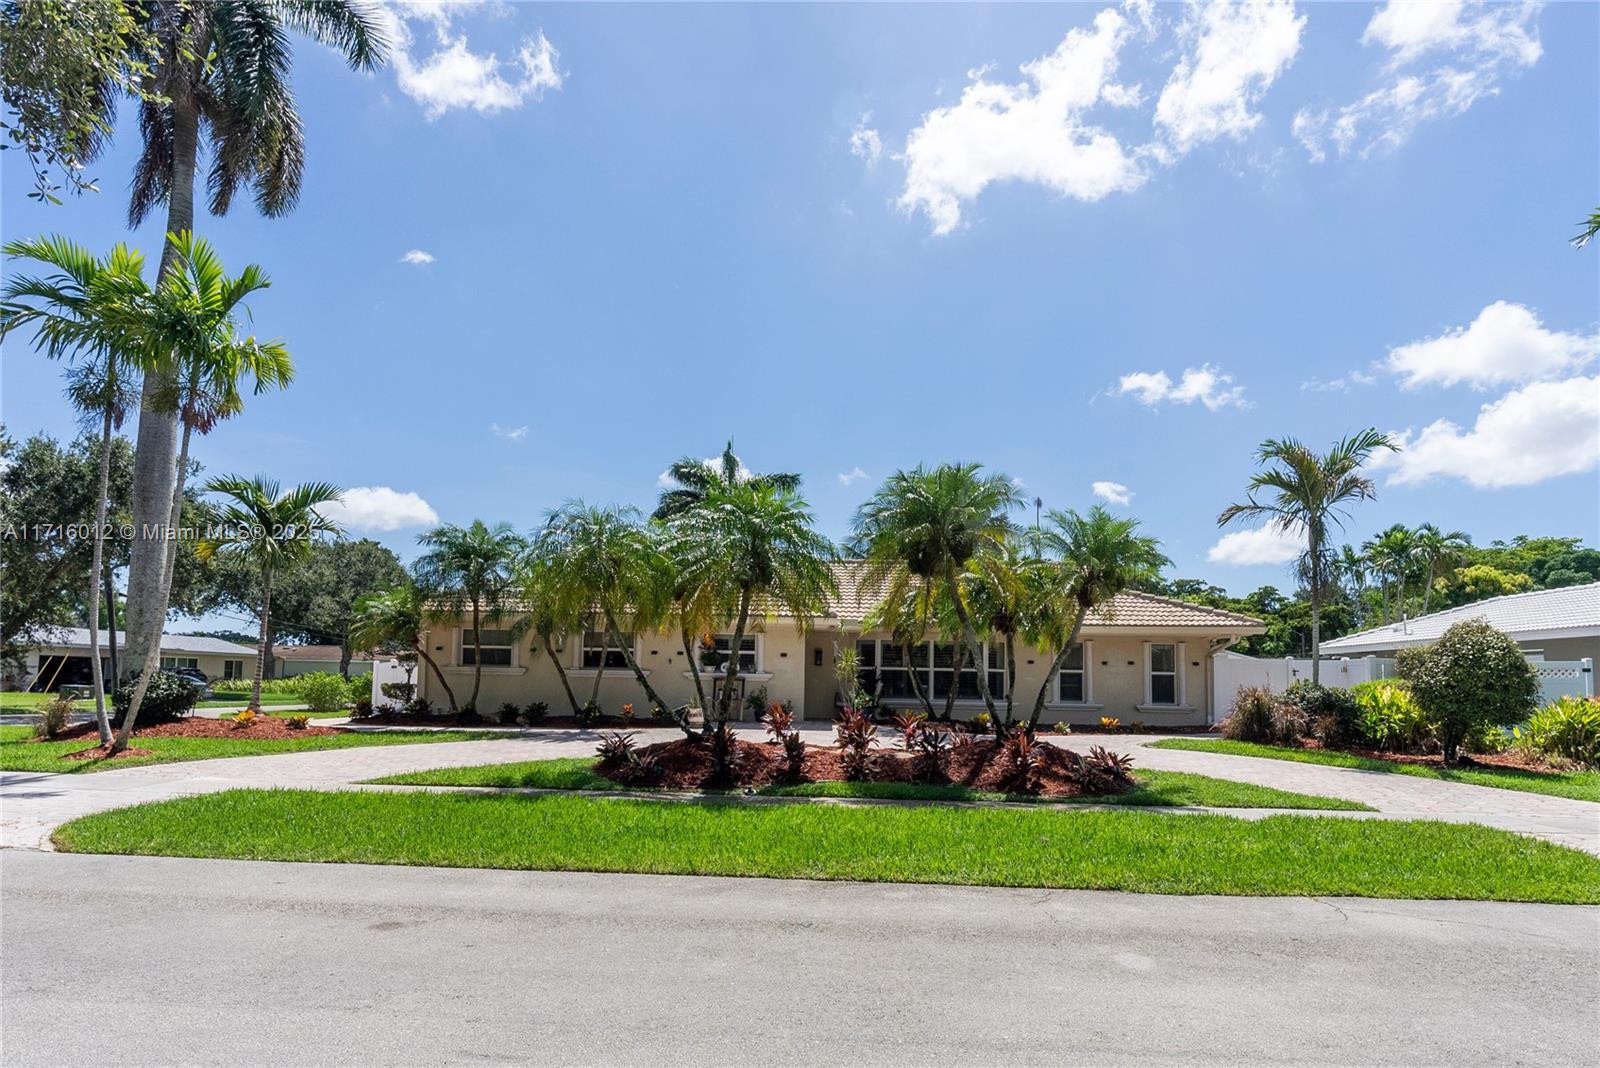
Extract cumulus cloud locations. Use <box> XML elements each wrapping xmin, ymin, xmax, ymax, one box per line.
<box><xmin>1092</xmin><ymin>480</ymin><xmax>1132</xmax><ymax>506</ymax></box>
<box><xmin>1294</xmin><ymin>0</ymin><xmax>1541</xmax><ymax>161</ymax></box>
<box><xmin>379</xmin><ymin>4</ymin><xmax>563</xmax><ymax>120</ymax></box>
<box><xmin>321</xmin><ymin>486</ymin><xmax>440</xmax><ymax>532</ymax></box>
<box><xmin>1116</xmin><ymin>364</ymin><xmax>1248</xmax><ymax>410</ymax></box>
<box><xmin>897</xmin><ymin>7</ymin><xmax>1148</xmax><ymax>236</ymax></box>
<box><xmin>489</xmin><ymin>423</ymin><xmax>529</xmax><ymax>441</ymax></box>
<box><xmin>838</xmin><ymin>467</ymin><xmax>870</xmax><ymax>486</ymax></box>
<box><xmin>1300</xmin><ymin>370</ymin><xmax>1377</xmax><ymax>393</ymax></box>
<box><xmin>1371</xmin><ymin>375</ymin><xmax>1599</xmax><ymax>489</ymax></box>
<box><xmin>1385</xmin><ymin>301</ymin><xmax>1597</xmax><ymax>391</ymax></box>
<box><xmin>399</xmin><ymin>249</ymin><xmax>435</xmax><ymax>265</ymax></box>
<box><xmin>1207</xmin><ymin>523</ymin><xmax>1305</xmax><ymax>566</ymax></box>
<box><xmin>849</xmin><ymin>116</ymin><xmax>883</xmax><ymax>166</ymax></box>
<box><xmin>1153</xmin><ymin>0</ymin><xmax>1305</xmax><ymax>155</ymax></box>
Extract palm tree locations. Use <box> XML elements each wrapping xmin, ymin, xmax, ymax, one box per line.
<box><xmin>1021</xmin><ymin>507</ymin><xmax>1169</xmax><ymax>730</ymax></box>
<box><xmin>1412</xmin><ymin>524</ymin><xmax>1470</xmax><ymax>618</ymax></box>
<box><xmin>1364</xmin><ymin>524</ymin><xmax>1417</xmax><ymax>624</ymax></box>
<box><xmin>1334</xmin><ymin>543</ymin><xmax>1370</xmax><ymax>628</ymax></box>
<box><xmin>106</xmin><ymin>2</ymin><xmax>386</xmax><ymax>690</ymax></box>
<box><xmin>1219</xmin><ymin>430</ymin><xmax>1397</xmax><ymax>683</ymax></box>
<box><xmin>191</xmin><ymin>477</ymin><xmax>343</xmax><ymax>723</ymax></box>
<box><xmin>665</xmin><ymin>482</ymin><xmax>837</xmax><ymax>737</ymax></box>
<box><xmin>964</xmin><ymin>537</ymin><xmax>1030</xmax><ymax>724</ymax></box>
<box><xmin>850</xmin><ymin>463</ymin><xmax>1022</xmax><ymax>722</ymax></box>
<box><xmin>533</xmin><ymin>503</ymin><xmax>675</xmax><ymax>723</ymax></box>
<box><xmin>413</xmin><ymin>521</ymin><xmax>528</xmax><ymax>713</ymax></box>
<box><xmin>1574</xmin><ymin>208</ymin><xmax>1600</xmax><ymax>250</ymax></box>
<box><xmin>1</xmin><ymin>236</ymin><xmax>154</xmax><ymax>744</ymax></box>
<box><xmin>510</xmin><ymin>558</ymin><xmax>586</xmax><ymax>718</ymax></box>
<box><xmin>652</xmin><ymin>440</ymin><xmax>801</xmax><ymax>520</ymax></box>
<box><xmin>350</xmin><ymin>584</ymin><xmax>458</xmax><ymax>713</ymax></box>
<box><xmin>861</xmin><ymin>572</ymin><xmax>939</xmax><ymax>717</ymax></box>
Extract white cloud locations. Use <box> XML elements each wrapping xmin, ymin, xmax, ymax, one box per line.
<box><xmin>1372</xmin><ymin>375</ymin><xmax>1600</xmax><ymax>489</ymax></box>
<box><xmin>1153</xmin><ymin>0</ymin><xmax>1305</xmax><ymax>154</ymax></box>
<box><xmin>1294</xmin><ymin>0</ymin><xmax>1541</xmax><ymax>161</ymax></box>
<box><xmin>1092</xmin><ymin>480</ymin><xmax>1132</xmax><ymax>506</ymax></box>
<box><xmin>1385</xmin><ymin>301</ymin><xmax>1597</xmax><ymax>391</ymax></box>
<box><xmin>321</xmin><ymin>486</ymin><xmax>439</xmax><ymax>532</ymax></box>
<box><xmin>838</xmin><ymin>467</ymin><xmax>869</xmax><ymax>486</ymax></box>
<box><xmin>379</xmin><ymin>4</ymin><xmax>563</xmax><ymax>120</ymax></box>
<box><xmin>849</xmin><ymin>116</ymin><xmax>883</xmax><ymax>166</ymax></box>
<box><xmin>1116</xmin><ymin>364</ymin><xmax>1248</xmax><ymax>410</ymax></box>
<box><xmin>897</xmin><ymin>7</ymin><xmax>1148</xmax><ymax>236</ymax></box>
<box><xmin>1207</xmin><ymin>524</ymin><xmax>1305</xmax><ymax>566</ymax></box>
<box><xmin>1300</xmin><ymin>370</ymin><xmax>1377</xmax><ymax>393</ymax></box>
<box><xmin>489</xmin><ymin>423</ymin><xmax>528</xmax><ymax>441</ymax></box>
<box><xmin>399</xmin><ymin>249</ymin><xmax>435</xmax><ymax>265</ymax></box>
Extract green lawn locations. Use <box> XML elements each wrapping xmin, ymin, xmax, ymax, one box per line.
<box><xmin>0</xmin><ymin>724</ymin><xmax>500</xmax><ymax>774</ymax></box>
<box><xmin>51</xmin><ymin>788</ymin><xmax>1600</xmax><ymax>902</ymax></box>
<box><xmin>1150</xmin><ymin>739</ymin><xmax>1600</xmax><ymax>803</ymax></box>
<box><xmin>3</xmin><ymin>692</ymin><xmax>306</xmax><ymax>711</ymax></box>
<box><xmin>370</xmin><ymin>757</ymin><xmax>1372</xmax><ymax>811</ymax></box>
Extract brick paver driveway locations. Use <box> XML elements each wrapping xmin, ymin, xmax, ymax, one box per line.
<box><xmin>3</xmin><ymin>727</ymin><xmax>1597</xmax><ymax>854</ymax></box>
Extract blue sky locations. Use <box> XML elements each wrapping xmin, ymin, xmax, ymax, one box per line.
<box><xmin>3</xmin><ymin>0</ymin><xmax>1597</xmax><ymax>621</ymax></box>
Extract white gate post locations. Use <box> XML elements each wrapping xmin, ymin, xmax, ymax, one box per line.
<box><xmin>1583</xmin><ymin>658</ymin><xmax>1595</xmax><ymax>699</ymax></box>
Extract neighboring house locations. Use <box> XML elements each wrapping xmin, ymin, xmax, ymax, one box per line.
<box><xmin>6</xmin><ymin>629</ymin><xmax>257</xmax><ymax>693</ymax></box>
<box><xmin>269</xmin><ymin>645</ymin><xmax>375</xmax><ymax>678</ymax></box>
<box><xmin>1321</xmin><ymin>582</ymin><xmax>1600</xmax><ymax>665</ymax></box>
<box><xmin>410</xmin><ymin>563</ymin><xmax>1265</xmax><ymax>725</ymax></box>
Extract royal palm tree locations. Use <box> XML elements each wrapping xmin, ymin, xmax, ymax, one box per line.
<box><xmin>533</xmin><ymin>503</ymin><xmax>675</xmax><ymax>723</ymax></box>
<box><xmin>1412</xmin><ymin>523</ymin><xmax>1471</xmax><ymax>618</ymax></box>
<box><xmin>1</xmin><ymin>236</ymin><xmax>155</xmax><ymax>743</ymax></box>
<box><xmin>666</xmin><ymin>483</ymin><xmax>836</xmax><ymax>730</ymax></box>
<box><xmin>350</xmin><ymin>584</ymin><xmax>457</xmax><ymax>713</ymax></box>
<box><xmin>652</xmin><ymin>440</ymin><xmax>801</xmax><ymax>520</ymax></box>
<box><xmin>1021</xmin><ymin>507</ymin><xmax>1169</xmax><ymax>730</ymax></box>
<box><xmin>105</xmin><ymin>1</ymin><xmax>387</xmax><ymax>689</ymax></box>
<box><xmin>1364</xmin><ymin>523</ymin><xmax>1418</xmax><ymax>624</ymax></box>
<box><xmin>1219</xmin><ymin>430</ymin><xmax>1396</xmax><ymax>683</ymax></box>
<box><xmin>850</xmin><ymin>463</ymin><xmax>1022</xmax><ymax>722</ymax></box>
<box><xmin>413</xmin><ymin>521</ymin><xmax>527</xmax><ymax>713</ymax></box>
<box><xmin>1334</xmin><ymin>543</ymin><xmax>1370</xmax><ymax>628</ymax></box>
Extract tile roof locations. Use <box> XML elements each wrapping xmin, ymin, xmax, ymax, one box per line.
<box><xmin>271</xmin><ymin>645</ymin><xmax>375</xmax><ymax>661</ymax></box>
<box><xmin>1322</xmin><ymin>582</ymin><xmax>1600</xmax><ymax>653</ymax></box>
<box><xmin>33</xmin><ymin>629</ymin><xmax>257</xmax><ymax>656</ymax></box>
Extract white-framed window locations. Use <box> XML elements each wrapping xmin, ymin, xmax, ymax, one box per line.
<box><xmin>1147</xmin><ymin>642</ymin><xmax>1178</xmax><ymax>705</ymax></box>
<box><xmin>580</xmin><ymin>630</ymin><xmax>632</xmax><ymax>669</ymax></box>
<box><xmin>222</xmin><ymin>659</ymin><xmax>245</xmax><ymax>680</ymax></box>
<box><xmin>160</xmin><ymin>656</ymin><xmax>199</xmax><ymax>670</ymax></box>
<box><xmin>855</xmin><ymin>638</ymin><xmax>1005</xmax><ymax>702</ymax></box>
<box><xmin>461</xmin><ymin>628</ymin><xmax>513</xmax><ymax>667</ymax></box>
<box><xmin>701</xmin><ymin>634</ymin><xmax>757</xmax><ymax>673</ymax></box>
<box><xmin>1057</xmin><ymin>641</ymin><xmax>1092</xmax><ymax>703</ymax></box>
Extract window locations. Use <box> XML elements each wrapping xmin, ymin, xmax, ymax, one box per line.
<box><xmin>1149</xmin><ymin>643</ymin><xmax>1177</xmax><ymax>705</ymax></box>
<box><xmin>461</xmin><ymin>629</ymin><xmax>513</xmax><ymax>667</ymax></box>
<box><xmin>706</xmin><ymin>634</ymin><xmax>757</xmax><ymax>673</ymax></box>
<box><xmin>223</xmin><ymin>659</ymin><xmax>245</xmax><ymax>680</ymax></box>
<box><xmin>160</xmin><ymin>656</ymin><xmax>198</xmax><ymax>670</ymax></box>
<box><xmin>581</xmin><ymin>630</ymin><xmax>632</xmax><ymax>669</ymax></box>
<box><xmin>1057</xmin><ymin>643</ymin><xmax>1087</xmax><ymax>703</ymax></box>
<box><xmin>854</xmin><ymin>639</ymin><xmax>1002</xmax><ymax>703</ymax></box>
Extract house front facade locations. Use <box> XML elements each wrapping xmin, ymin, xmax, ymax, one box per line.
<box><xmin>6</xmin><ymin>629</ymin><xmax>257</xmax><ymax>693</ymax></box>
<box><xmin>409</xmin><ymin>569</ymin><xmax>1265</xmax><ymax>727</ymax></box>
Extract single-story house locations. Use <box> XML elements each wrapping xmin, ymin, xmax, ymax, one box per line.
<box><xmin>410</xmin><ymin>564</ymin><xmax>1265</xmax><ymax>726</ymax></box>
<box><xmin>1321</xmin><ymin>582</ymin><xmax>1600</xmax><ymax>665</ymax></box>
<box><xmin>269</xmin><ymin>645</ymin><xmax>375</xmax><ymax>678</ymax></box>
<box><xmin>6</xmin><ymin>628</ymin><xmax>257</xmax><ymax>693</ymax></box>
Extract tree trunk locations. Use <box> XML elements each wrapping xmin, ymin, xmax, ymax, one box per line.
<box><xmin>1003</xmin><ymin>631</ymin><xmax>1017</xmax><ymax>723</ymax></box>
<box><xmin>123</xmin><ymin>80</ymin><xmax>198</xmax><ymax>680</ymax></box>
<box><xmin>468</xmin><ymin>601</ymin><xmax>483</xmax><ymax>711</ymax></box>
<box><xmin>541</xmin><ymin>633</ymin><xmax>580</xmax><ymax>716</ymax></box>
<box><xmin>415</xmin><ymin>644</ymin><xmax>457</xmax><ymax>712</ymax></box>
<box><xmin>338</xmin><ymin>641</ymin><xmax>352</xmax><ymax>679</ymax></box>
<box><xmin>1310</xmin><ymin>569</ymin><xmax>1322</xmax><ymax>685</ymax></box>
<box><xmin>605</xmin><ymin>609</ymin><xmax>670</xmax><ymax>720</ymax></box>
<box><xmin>713</xmin><ymin>587</ymin><xmax>753</xmax><ymax>729</ymax></box>
<box><xmin>941</xmin><ymin>643</ymin><xmax>964</xmax><ymax>721</ymax></box>
<box><xmin>103</xmin><ymin>559</ymin><xmax>118</xmax><ymax>685</ymax></box>
<box><xmin>903</xmin><ymin>641</ymin><xmax>933</xmax><ymax>717</ymax></box>
<box><xmin>86</xmin><ymin>404</ymin><xmax>114</xmax><ymax>744</ymax></box>
<box><xmin>250</xmin><ymin>568</ymin><xmax>271</xmax><ymax>712</ymax></box>
<box><xmin>681</xmin><ymin>626</ymin><xmax>709</xmax><ymax>712</ymax></box>
<box><xmin>1421</xmin><ymin>566</ymin><xmax>1434</xmax><ymax>618</ymax></box>
<box><xmin>1029</xmin><ymin>607</ymin><xmax>1088</xmax><ymax>731</ymax></box>
<box><xmin>943</xmin><ymin>560</ymin><xmax>998</xmax><ymax>722</ymax></box>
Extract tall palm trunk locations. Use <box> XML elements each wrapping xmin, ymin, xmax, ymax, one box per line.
<box><xmin>103</xmin><ymin>560</ymin><xmax>118</xmax><ymax>683</ymax></box>
<box><xmin>1002</xmin><ymin>630</ymin><xmax>1017</xmax><ymax>723</ymax></box>
<box><xmin>904</xmin><ymin>641</ymin><xmax>934</xmax><ymax>717</ymax></box>
<box><xmin>1421</xmin><ymin>566</ymin><xmax>1435</xmax><ymax>617</ymax></box>
<box><xmin>943</xmin><ymin>560</ymin><xmax>998</xmax><ymax>725</ymax></box>
<box><xmin>86</xmin><ymin>405</ymin><xmax>115</xmax><ymax>744</ymax></box>
<box><xmin>468</xmin><ymin>601</ymin><xmax>483</xmax><ymax>711</ymax></box>
<box><xmin>416</xmin><ymin>642</ymin><xmax>457</xmax><ymax>712</ymax></box>
<box><xmin>250</xmin><ymin>566</ymin><xmax>271</xmax><ymax>713</ymax></box>
<box><xmin>941</xmin><ymin>644</ymin><xmax>965</xmax><ymax>721</ymax></box>
<box><xmin>1029</xmin><ymin>606</ymin><xmax>1088</xmax><ymax>731</ymax></box>
<box><xmin>604</xmin><ymin>609</ymin><xmax>670</xmax><ymax>720</ymax></box>
<box><xmin>1309</xmin><ymin>545</ymin><xmax>1323</xmax><ymax>685</ymax></box>
<box><xmin>713</xmin><ymin>587</ymin><xmax>754</xmax><ymax>728</ymax></box>
<box><xmin>541</xmin><ymin>633</ymin><xmax>580</xmax><ymax>716</ymax></box>
<box><xmin>681</xmin><ymin>626</ymin><xmax>709</xmax><ymax>711</ymax></box>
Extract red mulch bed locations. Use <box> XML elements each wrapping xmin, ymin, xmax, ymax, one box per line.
<box><xmin>43</xmin><ymin>717</ymin><xmax>341</xmax><ymax>743</ymax></box>
<box><xmin>596</xmin><ymin>736</ymin><xmax>1136</xmax><ymax>799</ymax></box>
<box><xmin>1297</xmin><ymin>739</ymin><xmax>1571</xmax><ymax>774</ymax></box>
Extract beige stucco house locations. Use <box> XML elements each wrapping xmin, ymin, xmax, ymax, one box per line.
<box><xmin>411</xmin><ymin>564</ymin><xmax>1265</xmax><ymax>726</ymax></box>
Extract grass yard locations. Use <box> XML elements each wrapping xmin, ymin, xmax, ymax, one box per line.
<box><xmin>0</xmin><ymin>724</ymin><xmax>501</xmax><ymax>774</ymax></box>
<box><xmin>1151</xmin><ymin>739</ymin><xmax>1600</xmax><ymax>804</ymax></box>
<box><xmin>370</xmin><ymin>757</ymin><xmax>1372</xmax><ymax>811</ymax></box>
<box><xmin>2</xmin><ymin>692</ymin><xmax>307</xmax><ymax>711</ymax></box>
<box><xmin>51</xmin><ymin>788</ymin><xmax>1600</xmax><ymax>903</ymax></box>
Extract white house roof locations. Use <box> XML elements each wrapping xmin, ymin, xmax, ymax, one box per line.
<box><xmin>1321</xmin><ymin>582</ymin><xmax>1600</xmax><ymax>654</ymax></box>
<box><xmin>33</xmin><ymin>628</ymin><xmax>256</xmax><ymax>656</ymax></box>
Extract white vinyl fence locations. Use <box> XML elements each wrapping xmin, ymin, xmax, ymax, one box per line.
<box><xmin>369</xmin><ymin>657</ymin><xmax>414</xmax><ymax>707</ymax></box>
<box><xmin>1531</xmin><ymin>659</ymin><xmax>1595</xmax><ymax>705</ymax></box>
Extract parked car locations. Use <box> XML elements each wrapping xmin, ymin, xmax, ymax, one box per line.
<box><xmin>170</xmin><ymin>667</ymin><xmax>214</xmax><ymax>701</ymax></box>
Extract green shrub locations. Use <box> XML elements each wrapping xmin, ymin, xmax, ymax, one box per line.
<box><xmin>1519</xmin><ymin>696</ymin><xmax>1600</xmax><ymax>767</ymax></box>
<box><xmin>352</xmin><ymin>697</ymin><xmax>373</xmax><ymax>717</ymax></box>
<box><xmin>1283</xmin><ymin>680</ymin><xmax>1359</xmax><ymax>741</ymax></box>
<box><xmin>498</xmin><ymin>702</ymin><xmax>521</xmax><ymax>725</ymax></box>
<box><xmin>35</xmin><ymin>694</ymin><xmax>76</xmax><ymax>739</ymax></box>
<box><xmin>346</xmin><ymin>674</ymin><xmax>370</xmax><ymax>704</ymax></box>
<box><xmin>575</xmin><ymin>702</ymin><xmax>602</xmax><ymax>728</ymax></box>
<box><xmin>380</xmin><ymin>681</ymin><xmax>415</xmax><ymax>705</ymax></box>
<box><xmin>522</xmin><ymin>701</ymin><xmax>548</xmax><ymax>724</ymax></box>
<box><xmin>296</xmin><ymin>672</ymin><xmax>349</xmax><ymax>713</ymax></box>
<box><xmin>111</xmin><ymin>670</ymin><xmax>199</xmax><ymax>725</ymax></box>
<box><xmin>1220</xmin><ymin>686</ymin><xmax>1278</xmax><ymax>743</ymax></box>
<box><xmin>1349</xmin><ymin>681</ymin><xmax>1431</xmax><ymax>751</ymax></box>
<box><xmin>1398</xmin><ymin>620</ymin><xmax>1539</xmax><ymax>764</ymax></box>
